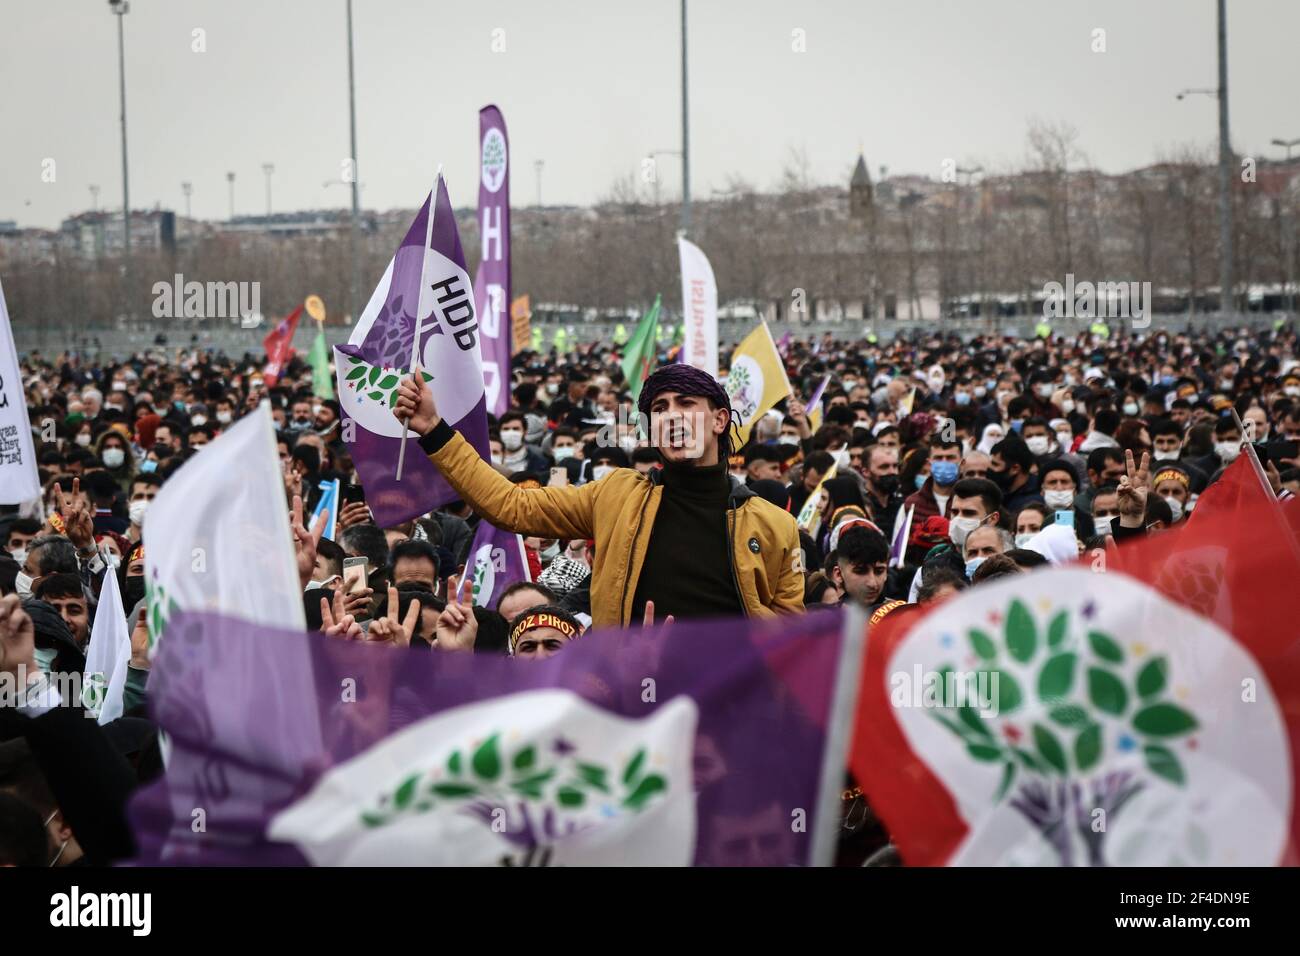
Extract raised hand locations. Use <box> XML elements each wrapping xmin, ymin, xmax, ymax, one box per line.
<box><xmin>129</xmin><ymin>606</ymin><xmax>151</xmax><ymax>670</ymax></box>
<box><xmin>434</xmin><ymin>599</ymin><xmax>478</xmax><ymax>653</ymax></box>
<box><xmin>392</xmin><ymin>367</ymin><xmax>441</xmax><ymax>436</ymax></box>
<box><xmin>55</xmin><ymin>478</ymin><xmax>94</xmax><ymax>550</ymax></box>
<box><xmin>291</xmin><ymin>494</ymin><xmax>329</xmax><ymax>588</ymax></box>
<box><xmin>1116</xmin><ymin>449</ymin><xmax>1150</xmax><ymax>525</ymax></box>
<box><xmin>642</xmin><ymin>599</ymin><xmax>675</xmax><ymax>631</ymax></box>
<box><xmin>336</xmin><ymin>500</ymin><xmax>373</xmax><ymax>532</ymax></box>
<box><xmin>0</xmin><ymin>594</ymin><xmax>36</xmax><ymax>678</ymax></box>
<box><xmin>320</xmin><ymin>594</ymin><xmax>363</xmax><ymax>641</ymax></box>
<box><xmin>366</xmin><ymin>585</ymin><xmax>421</xmax><ymax>646</ymax></box>
<box><xmin>283</xmin><ymin>460</ymin><xmax>303</xmax><ymax>503</ymax></box>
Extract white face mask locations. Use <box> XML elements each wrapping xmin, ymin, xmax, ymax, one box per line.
<box><xmin>1094</xmin><ymin>515</ymin><xmax>1114</xmax><ymax>536</ymax></box>
<box><xmin>1055</xmin><ymin>430</ymin><xmax>1073</xmax><ymax>449</ymax></box>
<box><xmin>75</xmin><ymin>432</ymin><xmax>92</xmax><ymax>447</ymax></box>
<box><xmin>618</xmin><ymin>435</ymin><xmax>638</xmax><ymax>454</ymax></box>
<box><xmin>1163</xmin><ymin>495</ymin><xmax>1184</xmax><ymax>522</ymax></box>
<box><xmin>592</xmin><ymin>464</ymin><xmax>613</xmax><ymax>481</ymax></box>
<box><xmin>1025</xmin><ymin>436</ymin><xmax>1050</xmax><ymax>456</ymax></box>
<box><xmin>1214</xmin><ymin>441</ymin><xmax>1241</xmax><ymax>463</ymax></box>
<box><xmin>553</xmin><ymin>446</ymin><xmax>575</xmax><ymax>462</ymax></box>
<box><xmin>129</xmin><ymin>499</ymin><xmax>149</xmax><ymax>526</ymax></box>
<box><xmin>1285</xmin><ymin>386</ymin><xmax>1300</xmax><ymax>398</ymax></box>
<box><xmin>15</xmin><ymin>570</ymin><xmax>34</xmax><ymax>599</ymax></box>
<box><xmin>830</xmin><ymin>447</ymin><xmax>851</xmax><ymax>469</ymax></box>
<box><xmin>1153</xmin><ymin>449</ymin><xmax>1180</xmax><ymax>461</ymax></box>
<box><xmin>9</xmin><ymin>547</ymin><xmax>28</xmax><ymax>567</ymax></box>
<box><xmin>191</xmin><ymin>414</ymin><xmax>208</xmax><ymax>427</ymax></box>
<box><xmin>540</xmin><ymin>541</ymin><xmax>562</xmax><ymax>563</ymax></box>
<box><xmin>1034</xmin><ymin>384</ymin><xmax>1054</xmax><ymax>400</ymax></box>
<box><xmin>216</xmin><ymin>410</ymin><xmax>233</xmax><ymax>424</ymax></box>
<box><xmin>490</xmin><ymin>453</ymin><xmax>504</xmax><ymax>467</ymax></box>
<box><xmin>102</xmin><ymin>448</ymin><xmax>125</xmax><ymax>469</ymax></box>
<box><xmin>948</xmin><ymin>516</ymin><xmax>980</xmax><ymax>549</ymax></box>
<box><xmin>1122</xmin><ymin>402</ymin><xmax>1139</xmax><ymax>416</ymax></box>
<box><xmin>1043</xmin><ymin>489</ymin><xmax>1075</xmax><ymax>510</ymax></box>
<box><xmin>1015</xmin><ymin>532</ymin><xmax>1036</xmax><ymax>548</ymax></box>
<box><xmin>501</xmin><ymin>430</ymin><xmax>524</xmax><ymax>451</ymax></box>
<box><xmin>1060</xmin><ymin>399</ymin><xmax>1076</xmax><ymax>415</ymax></box>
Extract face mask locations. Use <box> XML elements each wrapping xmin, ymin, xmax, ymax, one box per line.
<box><xmin>1015</xmin><ymin>532</ymin><xmax>1036</xmax><ymax>548</ymax></box>
<box><xmin>618</xmin><ymin>435</ymin><xmax>638</xmax><ymax>454</ymax></box>
<box><xmin>964</xmin><ymin>557</ymin><xmax>986</xmax><ymax>579</ymax></box>
<box><xmin>553</xmin><ymin>446</ymin><xmax>575</xmax><ymax>462</ymax></box>
<box><xmin>111</xmin><ymin>380</ymin><xmax>127</xmax><ymax>392</ymax></box>
<box><xmin>973</xmin><ymin>385</ymin><xmax>987</xmax><ymax>399</ymax></box>
<box><xmin>1153</xmin><ymin>449</ymin><xmax>1179</xmax><ymax>461</ymax></box>
<box><xmin>129</xmin><ymin>499</ymin><xmax>149</xmax><ymax>525</ymax></box>
<box><xmin>1044</xmin><ymin>489</ymin><xmax>1075</xmax><ymax>510</ymax></box>
<box><xmin>9</xmin><ymin>547</ymin><xmax>27</xmax><ymax>567</ymax></box>
<box><xmin>1055</xmin><ymin>430</ymin><xmax>1073</xmax><ymax>449</ymax></box>
<box><xmin>1160</xmin><ymin>374</ymin><xmax>1176</xmax><ymax>387</ymax></box>
<box><xmin>191</xmin><ymin>414</ymin><xmax>208</xmax><ymax>427</ymax></box>
<box><xmin>1286</xmin><ymin>386</ymin><xmax>1300</xmax><ymax>398</ymax></box>
<box><xmin>75</xmin><ymin>433</ymin><xmax>92</xmax><ymax>447</ymax></box>
<box><xmin>216</xmin><ymin>410</ymin><xmax>233</xmax><ymax>424</ymax></box>
<box><xmin>1163</xmin><ymin>496</ymin><xmax>1184</xmax><ymax>522</ymax></box>
<box><xmin>1060</xmin><ymin>399</ymin><xmax>1075</xmax><ymax>415</ymax></box>
<box><xmin>490</xmin><ymin>454</ymin><xmax>504</xmax><ymax>467</ymax></box>
<box><xmin>545</xmin><ymin>383</ymin><xmax>559</xmax><ymax>397</ymax></box>
<box><xmin>1122</xmin><ymin>402</ymin><xmax>1139</xmax><ymax>416</ymax></box>
<box><xmin>123</xmin><ymin>576</ymin><xmax>146</xmax><ymax>609</ymax></box>
<box><xmin>914</xmin><ymin>474</ymin><xmax>927</xmax><ymax>491</ymax></box>
<box><xmin>996</xmin><ymin>390</ymin><xmax>1014</xmax><ymax>406</ymax></box>
<box><xmin>829</xmin><ymin>447</ymin><xmax>851</xmax><ymax>470</ymax></box>
<box><xmin>1025</xmin><ymin>436</ymin><xmax>1050</xmax><ymax>456</ymax></box>
<box><xmin>1034</xmin><ymin>384</ymin><xmax>1054</xmax><ymax>400</ymax></box>
<box><xmin>501</xmin><ymin>430</ymin><xmax>524</xmax><ymax>451</ymax></box>
<box><xmin>1214</xmin><ymin>441</ymin><xmax>1241</xmax><ymax>463</ymax></box>
<box><xmin>949</xmin><ymin>516</ymin><xmax>980</xmax><ymax>549</ymax></box>
<box><xmin>842</xmin><ymin>379</ymin><xmax>858</xmax><ymax>391</ymax></box>
<box><xmin>540</xmin><ymin>541</ymin><xmax>562</xmax><ymax>563</ymax></box>
<box><xmin>591</xmin><ymin>464</ymin><xmax>613</xmax><ymax>481</ymax></box>
<box><xmin>138</xmin><ymin>459</ymin><xmax>157</xmax><ymax>474</ymax></box>
<box><xmin>953</xmin><ymin>392</ymin><xmax>971</xmax><ymax>406</ymax></box>
<box><xmin>33</xmin><ymin>645</ymin><xmax>57</xmax><ymax>672</ymax></box>
<box><xmin>1094</xmin><ymin>515</ymin><xmax>1114</xmax><ymax>536</ymax></box>
<box><xmin>874</xmin><ymin>474</ymin><xmax>899</xmax><ymax>495</ymax></box>
<box><xmin>1219</xmin><ymin>379</ymin><xmax>1234</xmax><ymax>391</ymax></box>
<box><xmin>930</xmin><ymin>460</ymin><xmax>959</xmax><ymax>486</ymax></box>
<box><xmin>102</xmin><ymin>448</ymin><xmax>125</xmax><ymax>469</ymax></box>
<box><xmin>1063</xmin><ymin>374</ymin><xmax>1077</xmax><ymax>387</ymax></box>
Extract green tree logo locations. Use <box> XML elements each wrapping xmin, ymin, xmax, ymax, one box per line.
<box><xmin>341</xmin><ymin>356</ymin><xmax>434</xmax><ymax>410</ymax></box>
<box><xmin>929</xmin><ymin>598</ymin><xmax>1200</xmax><ymax>866</ymax></box>
<box><xmin>359</xmin><ymin>733</ymin><xmax>669</xmax><ymax>853</ymax></box>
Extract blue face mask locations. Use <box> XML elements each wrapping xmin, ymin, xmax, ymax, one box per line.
<box><xmin>138</xmin><ymin>459</ymin><xmax>157</xmax><ymax>473</ymax></box>
<box><xmin>1160</xmin><ymin>374</ymin><xmax>1175</xmax><ymax>387</ymax></box>
<box><xmin>914</xmin><ymin>474</ymin><xmax>927</xmax><ymax>491</ymax></box>
<box><xmin>931</xmin><ymin>460</ymin><xmax>959</xmax><ymax>486</ymax></box>
<box><xmin>954</xmin><ymin>392</ymin><xmax>971</xmax><ymax>406</ymax></box>
<box><xmin>1010</xmin><ymin>419</ymin><xmax>1024</xmax><ymax>433</ymax></box>
<box><xmin>965</xmin><ymin>557</ymin><xmax>986</xmax><ymax>579</ymax></box>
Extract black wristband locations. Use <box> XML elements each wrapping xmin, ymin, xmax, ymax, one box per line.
<box><xmin>417</xmin><ymin>419</ymin><xmax>456</xmax><ymax>456</ymax></box>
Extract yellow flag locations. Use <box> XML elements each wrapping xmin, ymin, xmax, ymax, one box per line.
<box><xmin>510</xmin><ymin>295</ymin><xmax>532</xmax><ymax>353</ymax></box>
<box><xmin>725</xmin><ymin>323</ymin><xmax>793</xmax><ymax>447</ymax></box>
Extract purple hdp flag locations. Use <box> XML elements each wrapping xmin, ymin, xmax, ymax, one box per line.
<box><xmin>334</xmin><ymin>176</ymin><xmax>490</xmax><ymax>527</ymax></box>
<box><xmin>474</xmin><ymin>105</ymin><xmax>511</xmax><ymax>417</ymax></box>
<box><xmin>458</xmin><ymin>519</ymin><xmax>530</xmax><ymax>609</ymax></box>
<box><xmin>129</xmin><ymin>609</ymin><xmax>863</xmax><ymax>866</ymax></box>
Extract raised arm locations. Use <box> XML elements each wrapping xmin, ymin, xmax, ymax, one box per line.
<box><xmin>394</xmin><ymin>372</ymin><xmax>599</xmax><ymax>540</ymax></box>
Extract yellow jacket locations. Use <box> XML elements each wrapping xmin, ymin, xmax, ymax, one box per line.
<box><xmin>420</xmin><ymin>425</ymin><xmax>806</xmax><ymax>627</ymax></box>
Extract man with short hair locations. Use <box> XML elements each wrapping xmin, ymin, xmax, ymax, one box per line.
<box><xmin>744</xmin><ymin>443</ymin><xmax>784</xmax><ymax>484</ymax></box>
<box><xmin>905</xmin><ymin>436</ymin><xmax>961</xmax><ymax>520</ymax></box>
<box><xmin>960</xmin><ymin>450</ymin><xmax>992</xmax><ymax>481</ymax></box>
<box><xmin>831</xmin><ymin>526</ymin><xmax>890</xmax><ymax>609</ymax></box>
<box><xmin>389</xmin><ymin>540</ymin><xmax>439</xmax><ymax>592</ymax></box>
<box><xmin>947</xmin><ymin>478</ymin><xmax>1002</xmax><ymax>553</ymax></box>
<box><xmin>125</xmin><ymin>474</ymin><xmax>161</xmax><ymax>543</ymax></box>
<box><xmin>508</xmin><ymin>604</ymin><xmax>584</xmax><ymax>660</ymax></box>
<box><xmin>863</xmin><ymin>445</ymin><xmax>903</xmax><ymax>534</ymax></box>
<box><xmin>989</xmin><ymin>435</ymin><xmax>1044</xmax><ymax>513</ymax></box>
<box><xmin>496</xmin><ymin>581</ymin><xmax>560</xmax><ymax>625</ymax></box>
<box><xmin>32</xmin><ymin>573</ymin><xmax>90</xmax><ymax>647</ymax></box>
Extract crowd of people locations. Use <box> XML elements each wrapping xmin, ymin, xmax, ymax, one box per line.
<box><xmin>1</xmin><ymin>319</ymin><xmax>1298</xmax><ymax>866</ymax></box>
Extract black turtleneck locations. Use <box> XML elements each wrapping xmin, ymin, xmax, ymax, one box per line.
<box><xmin>631</xmin><ymin>460</ymin><xmax>743</xmax><ymax>622</ymax></box>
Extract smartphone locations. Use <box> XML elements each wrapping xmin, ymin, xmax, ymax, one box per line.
<box><xmin>342</xmin><ymin>556</ymin><xmax>368</xmax><ymax>597</ymax></box>
<box><xmin>1054</xmin><ymin>510</ymin><xmax>1075</xmax><ymax>529</ymax></box>
<box><xmin>1266</xmin><ymin>440</ymin><xmax>1298</xmax><ymax>466</ymax></box>
<box><xmin>549</xmin><ymin>466</ymin><xmax>569</xmax><ymax>487</ymax></box>
<box><xmin>342</xmin><ymin>482</ymin><xmax>366</xmax><ymax>504</ymax></box>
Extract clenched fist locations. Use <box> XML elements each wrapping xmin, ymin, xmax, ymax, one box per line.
<box><xmin>392</xmin><ymin>369</ymin><xmax>441</xmax><ymax>436</ymax></box>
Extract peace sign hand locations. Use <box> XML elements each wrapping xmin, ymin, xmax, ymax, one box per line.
<box><xmin>1117</xmin><ymin>449</ymin><xmax>1150</xmax><ymax>524</ymax></box>
<box><xmin>319</xmin><ymin>592</ymin><xmax>363</xmax><ymax>641</ymax></box>
<box><xmin>366</xmin><ymin>585</ymin><xmax>421</xmax><ymax>647</ymax></box>
<box><xmin>54</xmin><ymin>478</ymin><xmax>94</xmax><ymax>550</ymax></box>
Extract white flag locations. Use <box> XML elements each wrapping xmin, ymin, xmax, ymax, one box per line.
<box><xmin>143</xmin><ymin>402</ymin><xmax>304</xmax><ymax>649</ymax></box>
<box><xmin>0</xmin><ymin>277</ymin><xmax>41</xmax><ymax>504</ymax></box>
<box><xmin>678</xmin><ymin>237</ymin><xmax>718</xmax><ymax>379</ymax></box>
<box><xmin>81</xmin><ymin>570</ymin><xmax>132</xmax><ymax>725</ymax></box>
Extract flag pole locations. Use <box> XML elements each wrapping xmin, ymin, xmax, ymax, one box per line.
<box><xmin>396</xmin><ymin>166</ymin><xmax>443</xmax><ymax>482</ymax></box>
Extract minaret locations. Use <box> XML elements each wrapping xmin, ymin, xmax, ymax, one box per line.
<box><xmin>850</xmin><ymin>152</ymin><xmax>873</xmax><ymax>220</ymax></box>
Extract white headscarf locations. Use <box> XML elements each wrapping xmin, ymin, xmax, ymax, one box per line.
<box><xmin>1024</xmin><ymin>524</ymin><xmax>1078</xmax><ymax>566</ymax></box>
<box><xmin>976</xmin><ymin>424</ymin><xmax>1005</xmax><ymax>455</ymax></box>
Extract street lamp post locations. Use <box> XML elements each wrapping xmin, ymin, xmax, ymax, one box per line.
<box><xmin>181</xmin><ymin>181</ymin><xmax>192</xmax><ymax>219</ymax></box>
<box><xmin>89</xmin><ymin>185</ymin><xmax>100</xmax><ymax>212</ymax></box>
<box><xmin>647</xmin><ymin>150</ymin><xmax>682</xmax><ymax>207</ymax></box>
<box><xmin>680</xmin><ymin>0</ymin><xmax>691</xmax><ymax>235</ymax></box>
<box><xmin>534</xmin><ymin>160</ymin><xmax>544</xmax><ymax>207</ymax></box>
<box><xmin>956</xmin><ymin>165</ymin><xmax>985</xmax><ymax>323</ymax></box>
<box><xmin>262</xmin><ymin>163</ymin><xmax>275</xmax><ymax>217</ymax></box>
<box><xmin>346</xmin><ymin>0</ymin><xmax>361</xmax><ymax>324</ymax></box>
<box><xmin>109</xmin><ymin>0</ymin><xmax>131</xmax><ymax>319</ymax></box>
<box><xmin>1272</xmin><ymin>137</ymin><xmax>1300</xmax><ymax>314</ymax></box>
<box><xmin>227</xmin><ymin>172</ymin><xmax>236</xmax><ymax>221</ymax></box>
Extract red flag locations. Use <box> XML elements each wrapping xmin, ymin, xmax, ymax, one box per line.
<box><xmin>262</xmin><ymin>306</ymin><xmax>302</xmax><ymax>387</ymax></box>
<box><xmin>852</xmin><ymin>492</ymin><xmax>1300</xmax><ymax>866</ymax></box>
<box><xmin>1188</xmin><ymin>445</ymin><xmax>1275</xmax><ymax>522</ymax></box>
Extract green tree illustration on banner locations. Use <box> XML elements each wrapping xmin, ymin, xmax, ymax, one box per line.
<box><xmin>340</xmin><ymin>354</ymin><xmax>434</xmax><ymax>410</ymax></box>
<box><xmin>359</xmin><ymin>732</ymin><xmax>669</xmax><ymax>852</ymax></box>
<box><xmin>929</xmin><ymin>598</ymin><xmax>1201</xmax><ymax>866</ymax></box>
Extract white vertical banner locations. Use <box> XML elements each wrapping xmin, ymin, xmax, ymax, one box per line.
<box><xmin>677</xmin><ymin>236</ymin><xmax>718</xmax><ymax>379</ymax></box>
<box><xmin>0</xmin><ymin>277</ymin><xmax>41</xmax><ymax>504</ymax></box>
<box><xmin>82</xmin><ymin>569</ymin><xmax>132</xmax><ymax>725</ymax></box>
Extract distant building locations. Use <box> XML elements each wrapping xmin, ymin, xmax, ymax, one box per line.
<box><xmin>849</xmin><ymin>153</ymin><xmax>874</xmax><ymax>220</ymax></box>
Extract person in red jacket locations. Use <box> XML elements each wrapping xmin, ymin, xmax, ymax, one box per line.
<box><xmin>903</xmin><ymin>435</ymin><xmax>962</xmax><ymax>521</ymax></box>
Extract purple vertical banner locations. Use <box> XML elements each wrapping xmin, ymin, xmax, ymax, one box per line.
<box><xmin>474</xmin><ymin>105</ymin><xmax>511</xmax><ymax>417</ymax></box>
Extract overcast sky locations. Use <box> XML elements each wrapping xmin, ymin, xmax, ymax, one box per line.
<box><xmin>3</xmin><ymin>0</ymin><xmax>1297</xmax><ymax>229</ymax></box>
